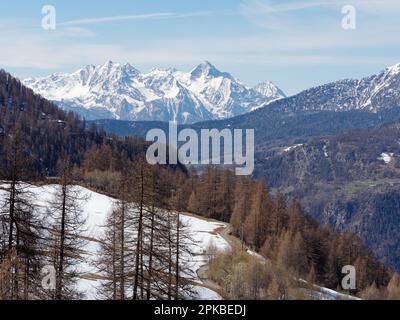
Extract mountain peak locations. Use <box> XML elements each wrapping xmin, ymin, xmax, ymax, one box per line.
<box><xmin>96</xmin><ymin>60</ymin><xmax>140</xmax><ymax>78</ymax></box>
<box><xmin>190</xmin><ymin>61</ymin><xmax>228</xmax><ymax>79</ymax></box>
<box><xmin>102</xmin><ymin>59</ymin><xmax>118</xmax><ymax>67</ymax></box>
<box><xmin>75</xmin><ymin>64</ymin><xmax>96</xmax><ymax>75</ymax></box>
<box><xmin>201</xmin><ymin>60</ymin><xmax>215</xmax><ymax>69</ymax></box>
<box><xmin>148</xmin><ymin>67</ymin><xmax>178</xmax><ymax>75</ymax></box>
<box><xmin>254</xmin><ymin>80</ymin><xmax>286</xmax><ymax>100</ymax></box>
<box><xmin>99</xmin><ymin>60</ymin><xmax>133</xmax><ymax>71</ymax></box>
<box><xmin>387</xmin><ymin>62</ymin><xmax>400</xmax><ymax>75</ymax></box>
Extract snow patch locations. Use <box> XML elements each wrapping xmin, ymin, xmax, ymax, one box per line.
<box><xmin>0</xmin><ymin>184</ymin><xmax>228</xmax><ymax>300</ymax></box>
<box><xmin>283</xmin><ymin>144</ymin><xmax>303</xmax><ymax>152</ymax></box>
<box><xmin>378</xmin><ymin>152</ymin><xmax>394</xmax><ymax>164</ymax></box>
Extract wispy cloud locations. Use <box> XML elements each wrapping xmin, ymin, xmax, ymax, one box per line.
<box><xmin>58</xmin><ymin>11</ymin><xmax>214</xmax><ymax>27</ymax></box>
<box><xmin>1</xmin><ymin>22</ymin><xmax>399</xmax><ymax>71</ymax></box>
<box><xmin>241</xmin><ymin>0</ymin><xmax>400</xmax><ymax>17</ymax></box>
<box><xmin>2</xmin><ymin>2</ymin><xmax>399</xmax><ymax>94</ymax></box>
<box><xmin>57</xmin><ymin>27</ymin><xmax>96</xmax><ymax>37</ymax></box>
<box><xmin>242</xmin><ymin>0</ymin><xmax>400</xmax><ymax>12</ymax></box>
<box><xmin>243</xmin><ymin>0</ymin><xmax>334</xmax><ymax>14</ymax></box>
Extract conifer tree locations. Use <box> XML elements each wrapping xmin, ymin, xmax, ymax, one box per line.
<box><xmin>46</xmin><ymin>156</ymin><xmax>88</xmax><ymax>299</ymax></box>
<box><xmin>386</xmin><ymin>273</ymin><xmax>400</xmax><ymax>300</ymax></box>
<box><xmin>230</xmin><ymin>177</ymin><xmax>252</xmax><ymax>245</ymax></box>
<box><xmin>0</xmin><ymin>125</ymin><xmax>41</xmax><ymax>299</ymax></box>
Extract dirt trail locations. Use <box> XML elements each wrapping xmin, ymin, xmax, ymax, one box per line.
<box><xmin>194</xmin><ymin>221</ymin><xmax>229</xmax><ymax>299</ymax></box>
<box><xmin>194</xmin><ymin>219</ymin><xmax>248</xmax><ymax>300</ymax></box>
<box><xmin>196</xmin><ymin>264</ymin><xmax>223</xmax><ymax>295</ymax></box>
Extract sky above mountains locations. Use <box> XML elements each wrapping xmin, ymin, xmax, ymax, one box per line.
<box><xmin>1</xmin><ymin>0</ymin><xmax>400</xmax><ymax>95</ymax></box>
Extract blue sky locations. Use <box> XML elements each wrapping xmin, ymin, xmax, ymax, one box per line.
<box><xmin>1</xmin><ymin>0</ymin><xmax>400</xmax><ymax>95</ymax></box>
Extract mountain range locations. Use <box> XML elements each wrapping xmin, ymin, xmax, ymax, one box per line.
<box><xmin>91</xmin><ymin>62</ymin><xmax>400</xmax><ymax>152</ymax></box>
<box><xmin>23</xmin><ymin>61</ymin><xmax>285</xmax><ymax>124</ymax></box>
<box><xmin>263</xmin><ymin>62</ymin><xmax>400</xmax><ymax>113</ymax></box>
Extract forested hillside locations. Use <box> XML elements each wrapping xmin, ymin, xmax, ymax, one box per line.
<box><xmin>93</xmin><ymin>108</ymin><xmax>400</xmax><ymax>157</ymax></box>
<box><xmin>254</xmin><ymin>124</ymin><xmax>400</xmax><ymax>270</ymax></box>
<box><xmin>180</xmin><ymin>167</ymin><xmax>397</xmax><ymax>297</ymax></box>
<box><xmin>0</xmin><ymin>69</ymin><xmax>149</xmax><ymax>178</ymax></box>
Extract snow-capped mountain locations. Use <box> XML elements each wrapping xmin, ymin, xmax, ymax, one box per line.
<box><xmin>23</xmin><ymin>61</ymin><xmax>285</xmax><ymax>124</ymax></box>
<box><xmin>358</xmin><ymin>63</ymin><xmax>400</xmax><ymax>110</ymax></box>
<box><xmin>253</xmin><ymin>80</ymin><xmax>286</xmax><ymax>100</ymax></box>
<box><xmin>271</xmin><ymin>62</ymin><xmax>400</xmax><ymax>113</ymax></box>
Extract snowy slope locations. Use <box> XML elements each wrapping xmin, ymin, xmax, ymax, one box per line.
<box><xmin>298</xmin><ymin>280</ymin><xmax>360</xmax><ymax>300</ymax></box>
<box><xmin>23</xmin><ymin>61</ymin><xmax>285</xmax><ymax>124</ymax></box>
<box><xmin>0</xmin><ymin>184</ymin><xmax>229</xmax><ymax>300</ymax></box>
<box><xmin>273</xmin><ymin>62</ymin><xmax>400</xmax><ymax>113</ymax></box>
<box><xmin>1</xmin><ymin>183</ymin><xmax>356</xmax><ymax>300</ymax></box>
<box><xmin>253</xmin><ymin>80</ymin><xmax>286</xmax><ymax>102</ymax></box>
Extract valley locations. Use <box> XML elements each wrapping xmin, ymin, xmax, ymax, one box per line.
<box><xmin>80</xmin><ymin>62</ymin><xmax>400</xmax><ymax>273</ymax></box>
